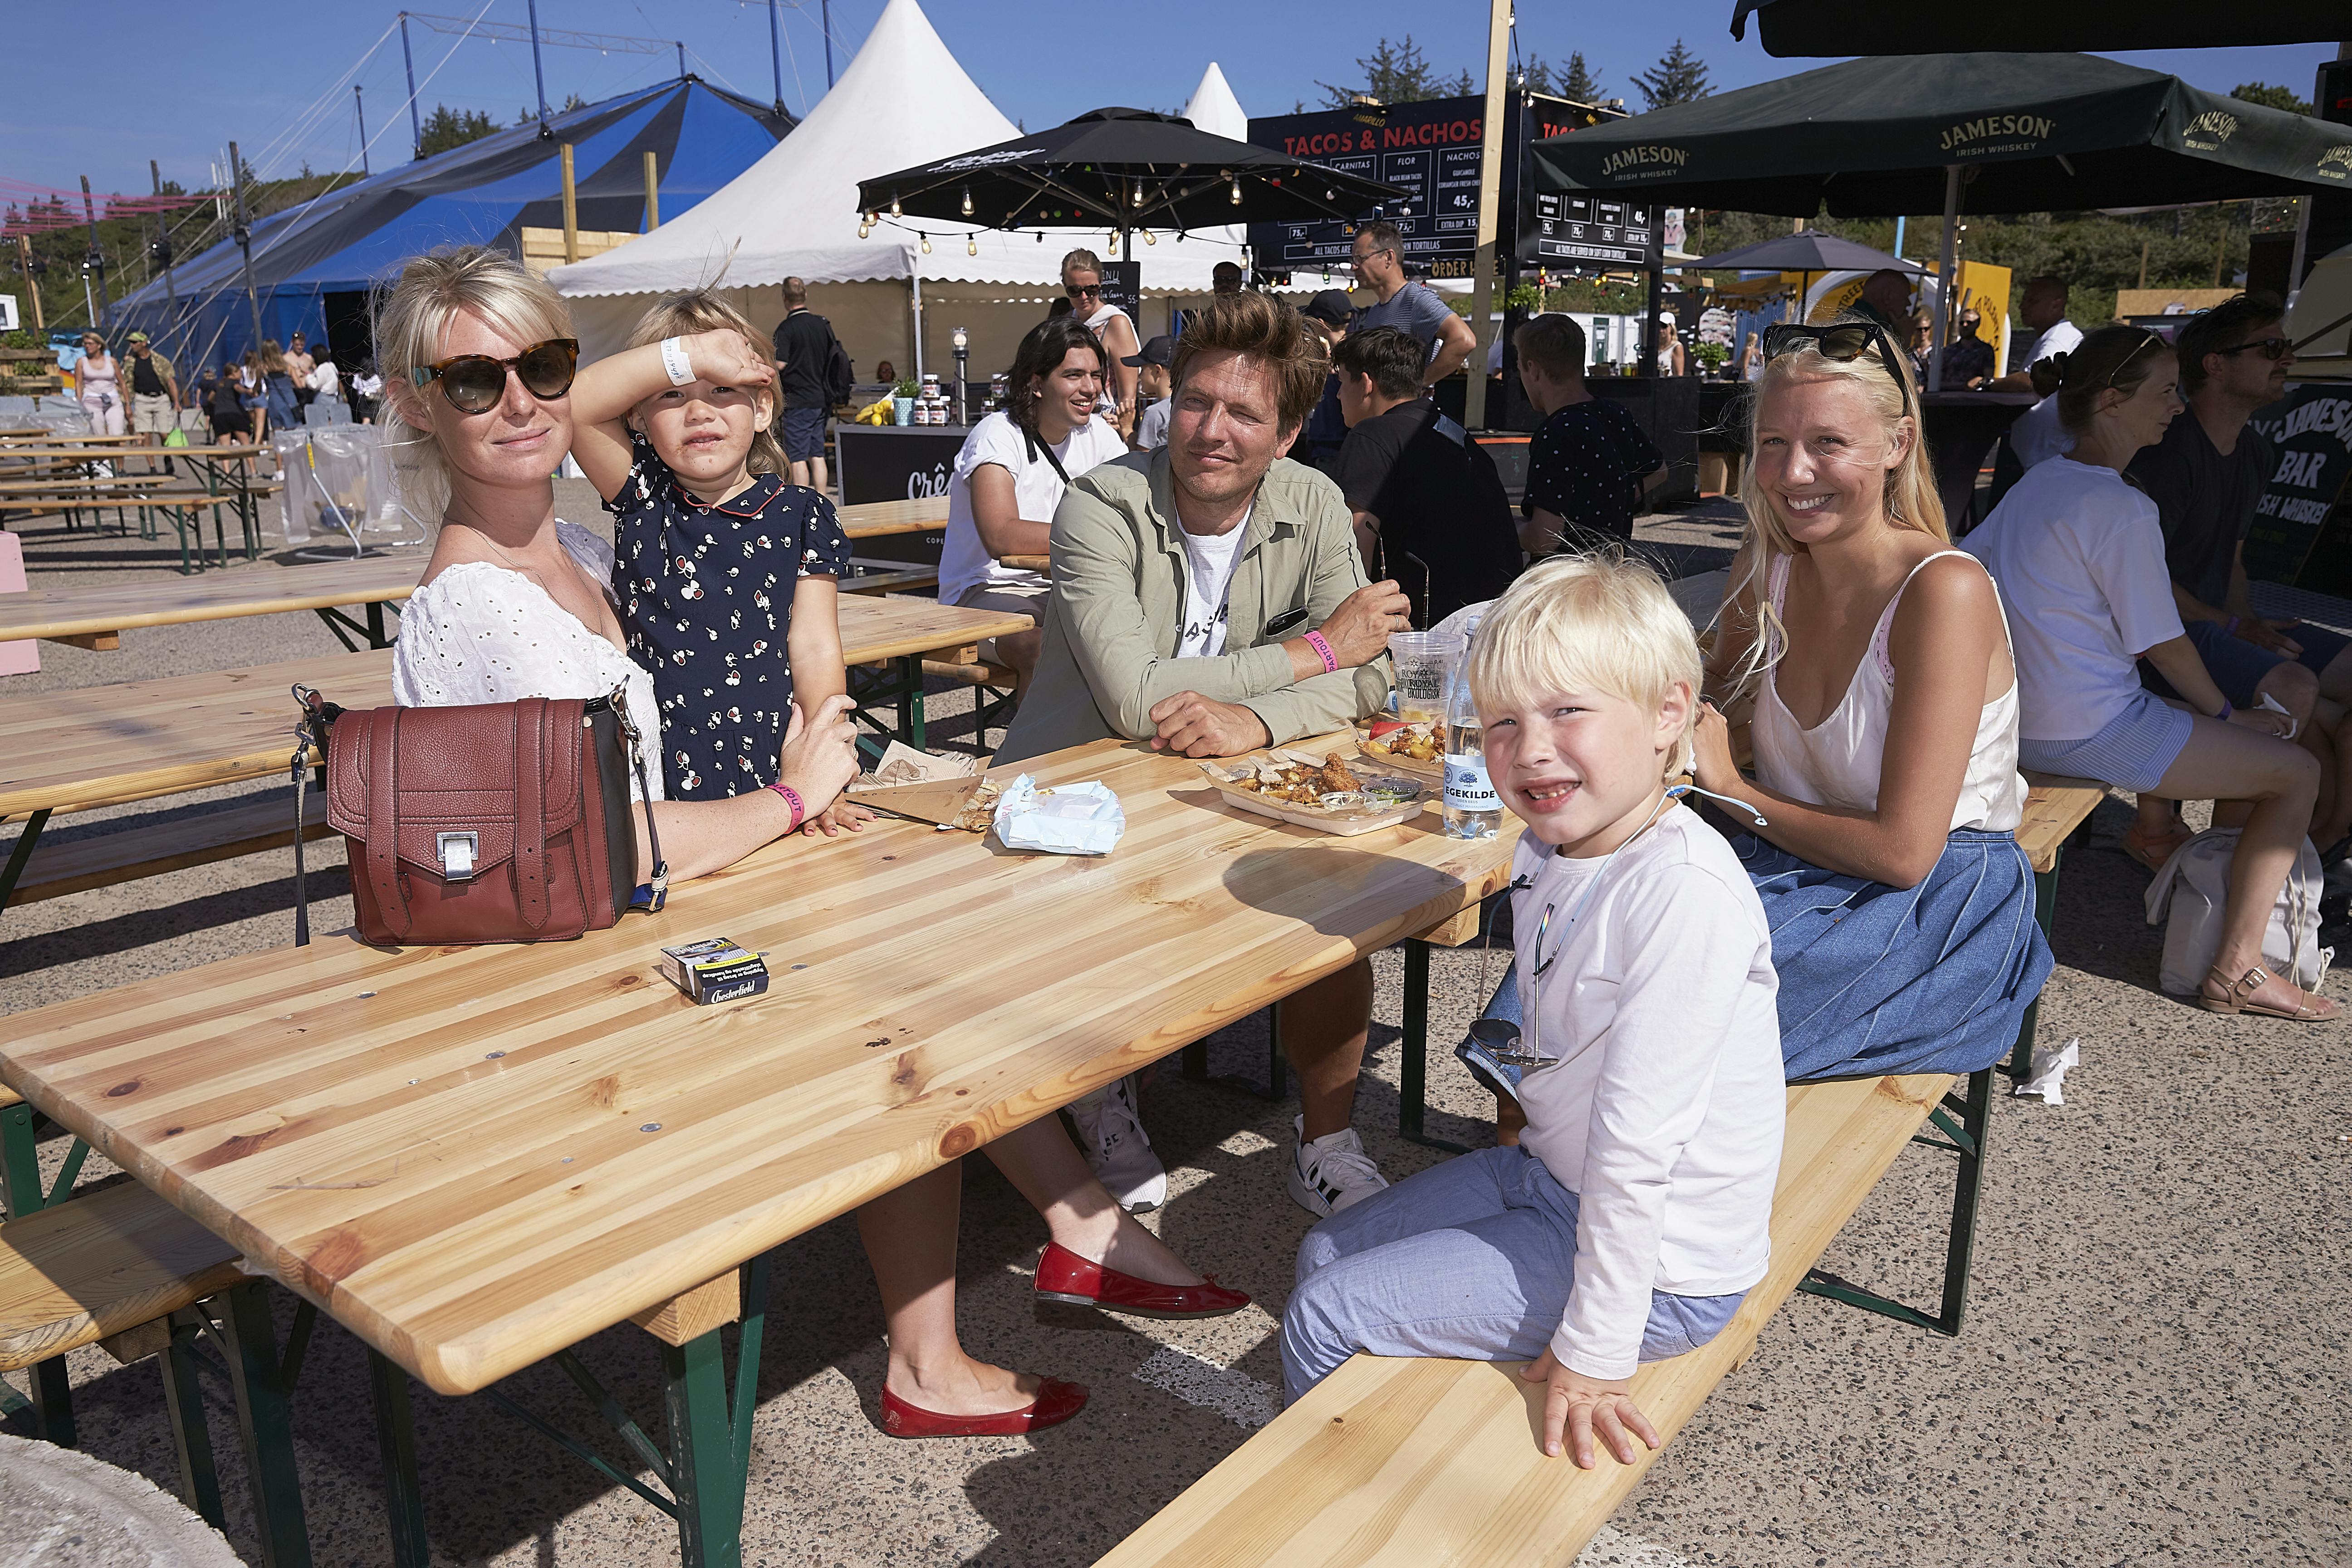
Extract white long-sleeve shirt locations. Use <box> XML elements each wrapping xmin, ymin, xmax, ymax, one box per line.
<box><xmin>1512</xmin><ymin>806</ymin><xmax>1784</xmax><ymax>1379</ymax></box>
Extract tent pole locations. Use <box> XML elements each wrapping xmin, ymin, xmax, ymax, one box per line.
<box><xmin>910</xmin><ymin>250</ymin><xmax>924</xmax><ymax>384</ymax></box>
<box><xmin>823</xmin><ymin>0</ymin><xmax>835</xmax><ymax>88</ymax></box>
<box><xmin>767</xmin><ymin>0</ymin><xmax>787</xmax><ymax>116</ymax></box>
<box><xmin>560</xmin><ymin>144</ymin><xmax>579</xmax><ymax>265</ymax></box>
<box><xmin>229</xmin><ymin>144</ymin><xmax>264</xmax><ymax>351</ymax></box>
<box><xmin>1928</xmin><ymin>164</ymin><xmax>1958</xmax><ymax>393</ymax></box>
<box><xmin>355</xmin><ymin>85</ymin><xmax>371</xmax><ymax>177</ymax></box>
<box><xmin>644</xmin><ymin>151</ymin><xmax>660</xmax><ymax>232</ymax></box>
<box><xmin>527</xmin><ymin>0</ymin><xmax>551</xmax><ymax>137</ymax></box>
<box><xmin>401</xmin><ymin>13</ymin><xmax>423</xmax><ymax>159</ymax></box>
<box><xmin>1464</xmin><ymin>0</ymin><xmax>1510</xmax><ymax>431</ymax></box>
<box><xmin>81</xmin><ymin>176</ymin><xmax>113</xmax><ymax>333</ymax></box>
<box><xmin>153</xmin><ymin>160</ymin><xmax>182</xmax><ymax>369</ymax></box>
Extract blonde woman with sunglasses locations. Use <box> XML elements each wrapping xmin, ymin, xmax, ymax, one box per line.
<box><xmin>1061</xmin><ymin>248</ymin><xmax>1139</xmax><ymax>432</ymax></box>
<box><xmin>1690</xmin><ymin>318</ymin><xmax>2054</xmax><ymax>1079</ymax></box>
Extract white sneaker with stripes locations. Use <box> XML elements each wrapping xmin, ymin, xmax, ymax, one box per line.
<box><xmin>1285</xmin><ymin>1115</ymin><xmax>1389</xmax><ymax>1218</ymax></box>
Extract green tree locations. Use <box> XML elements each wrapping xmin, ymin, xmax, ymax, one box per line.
<box><xmin>2230</xmin><ymin>82</ymin><xmax>2311</xmax><ymax>115</ymax></box>
<box><xmin>1632</xmin><ymin>40</ymin><xmax>1711</xmax><ymax>111</ymax></box>
<box><xmin>1319</xmin><ymin>36</ymin><xmax>1475</xmax><ymax>108</ymax></box>
<box><xmin>1521</xmin><ymin>52</ymin><xmax>1607</xmax><ymax>104</ymax></box>
<box><xmin>418</xmin><ymin>104</ymin><xmax>499</xmax><ymax>157</ymax></box>
<box><xmin>514</xmin><ymin>93</ymin><xmax>590</xmax><ymax>126</ymax></box>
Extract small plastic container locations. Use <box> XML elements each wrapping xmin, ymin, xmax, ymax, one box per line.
<box><xmin>1387</xmin><ymin>631</ymin><xmax>1462</xmax><ymax>727</ymax></box>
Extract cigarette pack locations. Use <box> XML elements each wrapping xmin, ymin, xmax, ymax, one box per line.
<box><xmin>658</xmin><ymin>936</ymin><xmax>770</xmax><ymax>1005</ymax></box>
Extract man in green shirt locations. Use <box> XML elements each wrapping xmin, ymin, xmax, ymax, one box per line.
<box><xmin>998</xmin><ymin>291</ymin><xmax>1412</xmax><ymax>1221</ymax></box>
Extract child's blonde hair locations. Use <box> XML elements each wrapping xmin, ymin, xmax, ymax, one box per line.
<box><xmin>623</xmin><ymin>289</ymin><xmax>786</xmax><ymax>477</ymax></box>
<box><xmin>1464</xmin><ymin>552</ymin><xmax>1703</xmax><ymax>780</ymax></box>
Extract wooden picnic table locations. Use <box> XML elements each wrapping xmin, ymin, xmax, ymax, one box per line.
<box><xmin>0</xmin><ymin>726</ymin><xmax>1512</xmax><ymax>1563</ymax></box>
<box><xmin>0</xmin><ymin>431</ymin><xmax>142</xmax><ymax>446</ymax></box>
<box><xmin>0</xmin><ymin>496</ymin><xmax>950</xmax><ymax>652</ymax></box>
<box><xmin>0</xmin><ymin>473</ymin><xmax>180</xmax><ymax>498</ymax></box>
<box><xmin>0</xmin><ymin>594</ymin><xmax>1031</xmax><ymax>823</ymax></box>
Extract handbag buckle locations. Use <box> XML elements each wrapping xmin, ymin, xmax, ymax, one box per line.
<box><xmin>436</xmin><ymin>831</ymin><xmax>480</xmax><ymax>882</ymax></box>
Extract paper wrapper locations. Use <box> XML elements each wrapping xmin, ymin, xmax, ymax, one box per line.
<box><xmin>992</xmin><ymin>775</ymin><xmax>1125</xmax><ymax>856</ymax></box>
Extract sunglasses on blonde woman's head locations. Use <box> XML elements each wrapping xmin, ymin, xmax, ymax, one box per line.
<box><xmin>1761</xmin><ymin>321</ymin><xmax>1912</xmax><ymax>413</ymax></box>
<box><xmin>409</xmin><ymin>338</ymin><xmax>579</xmax><ymax>413</ymax></box>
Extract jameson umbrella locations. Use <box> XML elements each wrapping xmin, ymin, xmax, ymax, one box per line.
<box><xmin>1534</xmin><ymin>52</ymin><xmax>2352</xmax><ymax>386</ymax></box>
<box><xmin>853</xmin><ymin>107</ymin><xmax>1409</xmax><ymax>248</ymax></box>
<box><xmin>1729</xmin><ymin>0</ymin><xmax>2348</xmax><ymax>56</ymax></box>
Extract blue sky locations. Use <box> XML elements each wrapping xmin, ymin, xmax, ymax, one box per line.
<box><xmin>6</xmin><ymin>0</ymin><xmax>2340</xmax><ymax>200</ymax></box>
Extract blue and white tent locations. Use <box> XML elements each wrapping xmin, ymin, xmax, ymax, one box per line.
<box><xmin>115</xmin><ymin>78</ymin><xmax>791</xmax><ymax>373</ymax></box>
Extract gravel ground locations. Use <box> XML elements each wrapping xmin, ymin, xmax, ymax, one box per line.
<box><xmin>3</xmin><ymin>492</ymin><xmax>2347</xmax><ymax>1568</ymax></box>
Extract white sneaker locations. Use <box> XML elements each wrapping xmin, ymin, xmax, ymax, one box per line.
<box><xmin>1286</xmin><ymin>1115</ymin><xmax>1389</xmax><ymax>1218</ymax></box>
<box><xmin>1070</xmin><ymin>1074</ymin><xmax>1168</xmax><ymax>1213</ymax></box>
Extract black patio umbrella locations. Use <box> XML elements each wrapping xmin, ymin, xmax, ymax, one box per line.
<box><xmin>1730</xmin><ymin>0</ymin><xmax>2347</xmax><ymax>56</ymax></box>
<box><xmin>1534</xmin><ymin>53</ymin><xmax>2352</xmax><ymax>386</ymax></box>
<box><xmin>853</xmin><ymin>107</ymin><xmax>1409</xmax><ymax>252</ymax></box>
<box><xmin>1686</xmin><ymin>234</ymin><xmax>1924</xmax><ymax>273</ymax></box>
<box><xmin>1533</xmin><ymin>53</ymin><xmax>2351</xmax><ymax>220</ymax></box>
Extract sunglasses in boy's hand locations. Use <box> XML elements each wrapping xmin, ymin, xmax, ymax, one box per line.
<box><xmin>1761</xmin><ymin>322</ymin><xmax>1911</xmax><ymax>412</ymax></box>
<box><xmin>410</xmin><ymin>338</ymin><xmax>580</xmax><ymax>413</ymax></box>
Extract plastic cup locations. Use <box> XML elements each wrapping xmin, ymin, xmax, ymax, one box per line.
<box><xmin>1387</xmin><ymin>631</ymin><xmax>1461</xmax><ymax>725</ymax></box>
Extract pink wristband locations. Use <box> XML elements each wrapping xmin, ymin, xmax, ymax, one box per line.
<box><xmin>1303</xmin><ymin>629</ymin><xmax>1339</xmax><ymax>674</ymax></box>
<box><xmin>768</xmin><ymin>781</ymin><xmax>805</xmax><ymax>830</ymax></box>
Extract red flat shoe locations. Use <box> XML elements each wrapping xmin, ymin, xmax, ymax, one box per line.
<box><xmin>1033</xmin><ymin>1242</ymin><xmax>1251</xmax><ymax>1319</ymax></box>
<box><xmin>879</xmin><ymin>1376</ymin><xmax>1088</xmax><ymax>1438</ymax></box>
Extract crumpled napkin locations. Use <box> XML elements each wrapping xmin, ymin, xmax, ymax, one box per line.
<box><xmin>2012</xmin><ymin>1035</ymin><xmax>2080</xmax><ymax>1106</ymax></box>
<box><xmin>992</xmin><ymin>775</ymin><xmax>1125</xmax><ymax>856</ymax></box>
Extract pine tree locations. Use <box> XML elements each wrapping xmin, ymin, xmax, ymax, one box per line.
<box><xmin>1561</xmin><ymin>51</ymin><xmax>1606</xmax><ymax>104</ymax></box>
<box><xmin>1632</xmin><ymin>40</ymin><xmax>1711</xmax><ymax>111</ymax></box>
<box><xmin>417</xmin><ymin>104</ymin><xmax>499</xmax><ymax>157</ymax></box>
<box><xmin>1318</xmin><ymin>36</ymin><xmax>1473</xmax><ymax>108</ymax></box>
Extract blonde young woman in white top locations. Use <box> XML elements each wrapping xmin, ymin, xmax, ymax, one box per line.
<box><xmin>1691</xmin><ymin>318</ymin><xmax>2052</xmax><ymax>1080</ymax></box>
<box><xmin>1062</xmin><ymin>247</ymin><xmax>1139</xmax><ymax>432</ymax></box>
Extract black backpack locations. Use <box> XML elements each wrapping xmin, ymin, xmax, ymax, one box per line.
<box><xmin>823</xmin><ymin>335</ymin><xmax>855</xmax><ymax>407</ymax></box>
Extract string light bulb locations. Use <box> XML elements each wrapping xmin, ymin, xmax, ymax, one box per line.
<box><xmin>1230</xmin><ymin>178</ymin><xmax>1242</xmax><ymax>206</ymax></box>
<box><xmin>858</xmin><ymin>220</ymin><xmax>870</xmax><ymax>239</ymax></box>
<box><xmin>920</xmin><ymin>232</ymin><xmax>931</xmax><ymax>254</ymax></box>
<box><xmin>1143</xmin><ymin>230</ymin><xmax>1155</xmax><ymax>245</ymax></box>
<box><xmin>967</xmin><ymin>235</ymin><xmax>978</xmax><ymax>256</ymax></box>
<box><xmin>890</xmin><ymin>195</ymin><xmax>902</xmax><ymax>216</ymax></box>
<box><xmin>960</xmin><ymin>187</ymin><xmax>973</xmax><ymax>216</ymax></box>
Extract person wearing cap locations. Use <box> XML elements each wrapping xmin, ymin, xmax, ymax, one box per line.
<box><xmin>1125</xmin><ymin>334</ymin><xmax>1176</xmax><ymax>451</ymax></box>
<box><xmin>122</xmin><ymin>331</ymin><xmax>182</xmax><ymax>472</ymax></box>
<box><xmin>1298</xmin><ymin>289</ymin><xmax>1355</xmax><ymax>474</ymax></box>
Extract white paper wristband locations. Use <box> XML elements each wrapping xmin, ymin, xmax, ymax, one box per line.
<box><xmin>659</xmin><ymin>337</ymin><xmax>693</xmax><ymax>387</ymax></box>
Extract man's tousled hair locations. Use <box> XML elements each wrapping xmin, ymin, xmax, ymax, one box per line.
<box><xmin>1171</xmin><ymin>292</ymin><xmax>1325</xmax><ymax>433</ymax></box>
<box><xmin>2175</xmin><ymin>290</ymin><xmax>2285</xmax><ymax>396</ymax></box>
<box><xmin>1331</xmin><ymin>326</ymin><xmax>1424</xmax><ymax>401</ymax></box>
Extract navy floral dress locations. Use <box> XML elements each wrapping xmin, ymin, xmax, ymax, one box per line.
<box><xmin>606</xmin><ymin>434</ymin><xmax>852</xmax><ymax>800</ymax></box>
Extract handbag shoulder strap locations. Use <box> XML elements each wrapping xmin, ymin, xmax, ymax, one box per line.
<box><xmin>512</xmin><ymin>697</ymin><xmax>551</xmax><ymax>930</ymax></box>
<box><xmin>365</xmin><ymin>707</ymin><xmax>413</xmax><ymax>938</ymax></box>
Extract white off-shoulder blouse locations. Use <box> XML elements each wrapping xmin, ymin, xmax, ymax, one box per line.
<box><xmin>391</xmin><ymin>520</ymin><xmax>667</xmax><ymax>801</ymax></box>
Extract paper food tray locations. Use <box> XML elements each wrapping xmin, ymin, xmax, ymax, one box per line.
<box><xmin>1196</xmin><ymin>746</ymin><xmax>1429</xmax><ymax>836</ymax></box>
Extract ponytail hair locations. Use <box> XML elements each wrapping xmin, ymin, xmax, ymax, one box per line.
<box><xmin>2031</xmin><ymin>324</ymin><xmax>2169</xmax><ymax>434</ymax></box>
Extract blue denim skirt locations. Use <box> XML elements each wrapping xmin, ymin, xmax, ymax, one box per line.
<box><xmin>1459</xmin><ymin>828</ymin><xmax>2054</xmax><ymax>1090</ymax></box>
<box><xmin>1738</xmin><ymin>828</ymin><xmax>2053</xmax><ymax>1081</ymax></box>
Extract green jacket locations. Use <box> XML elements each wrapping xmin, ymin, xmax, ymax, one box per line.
<box><xmin>995</xmin><ymin>448</ymin><xmax>1393</xmax><ymax>765</ymax></box>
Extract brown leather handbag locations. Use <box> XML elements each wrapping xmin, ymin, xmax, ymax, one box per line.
<box><xmin>290</xmin><ymin>686</ymin><xmax>666</xmax><ymax>947</ymax></box>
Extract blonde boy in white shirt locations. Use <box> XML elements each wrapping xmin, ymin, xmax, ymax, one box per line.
<box><xmin>1281</xmin><ymin>554</ymin><xmax>1785</xmax><ymax>1465</ymax></box>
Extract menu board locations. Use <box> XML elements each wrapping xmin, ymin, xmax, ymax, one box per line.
<box><xmin>1247</xmin><ymin>91</ymin><xmax>1632</xmax><ymax>282</ymax></box>
<box><xmin>1525</xmin><ymin>192</ymin><xmax>1657</xmax><ymax>270</ymax></box>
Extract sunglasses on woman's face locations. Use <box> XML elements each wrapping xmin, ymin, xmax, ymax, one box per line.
<box><xmin>1762</xmin><ymin>321</ymin><xmax>1911</xmax><ymax>413</ymax></box>
<box><xmin>409</xmin><ymin>338</ymin><xmax>579</xmax><ymax>414</ymax></box>
<box><xmin>1065</xmin><ymin>282</ymin><xmax>1103</xmax><ymax>299</ymax></box>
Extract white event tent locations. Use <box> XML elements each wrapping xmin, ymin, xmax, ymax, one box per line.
<box><xmin>549</xmin><ymin>0</ymin><xmax>1240</xmax><ymax>380</ymax></box>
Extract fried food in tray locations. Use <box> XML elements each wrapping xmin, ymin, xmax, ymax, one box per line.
<box><xmin>1196</xmin><ymin>748</ymin><xmax>1426</xmax><ymax>822</ymax></box>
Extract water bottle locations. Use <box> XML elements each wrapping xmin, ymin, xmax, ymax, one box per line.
<box><xmin>1442</xmin><ymin>629</ymin><xmax>1500</xmax><ymax>839</ymax></box>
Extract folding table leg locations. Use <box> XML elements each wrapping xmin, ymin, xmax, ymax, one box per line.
<box><xmin>160</xmin><ymin>1317</ymin><xmax>226</xmax><ymax>1528</ymax></box>
<box><xmin>2007</xmin><ymin>850</ymin><xmax>2063</xmax><ymax>1081</ymax></box>
<box><xmin>369</xmin><ymin>1349</ymin><xmax>431</xmax><ymax>1568</ymax></box>
<box><xmin>1397</xmin><ymin>936</ymin><xmax>1475</xmax><ymax>1156</ymax></box>
<box><xmin>216</xmin><ymin>1282</ymin><xmax>314</xmax><ymax>1568</ymax></box>
<box><xmin>662</xmin><ymin>1326</ymin><xmax>747</xmax><ymax>1568</ymax></box>
<box><xmin>2</xmin><ymin>806</ymin><xmax>54</xmax><ymax>918</ymax></box>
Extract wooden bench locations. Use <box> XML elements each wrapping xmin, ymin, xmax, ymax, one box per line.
<box><xmin>8</xmin><ymin>794</ymin><xmax>330</xmax><ymax>905</ymax></box>
<box><xmin>1098</xmin><ymin>1072</ymin><xmax>1955</xmax><ymax>1568</ymax></box>
<box><xmin>1128</xmin><ymin>774</ymin><xmax>2115</xmax><ymax>1567</ymax></box>
<box><xmin>840</xmin><ymin>559</ymin><xmax>941</xmax><ymax>596</ymax></box>
<box><xmin>0</xmin><ymin>1178</ymin><xmax>309</xmax><ymax>1542</ymax></box>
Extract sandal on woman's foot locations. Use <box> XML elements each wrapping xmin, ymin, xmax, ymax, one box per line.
<box><xmin>2198</xmin><ymin>964</ymin><xmax>2341</xmax><ymax>1022</ymax></box>
<box><xmin>2122</xmin><ymin>818</ymin><xmax>2194</xmax><ymax>871</ymax></box>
